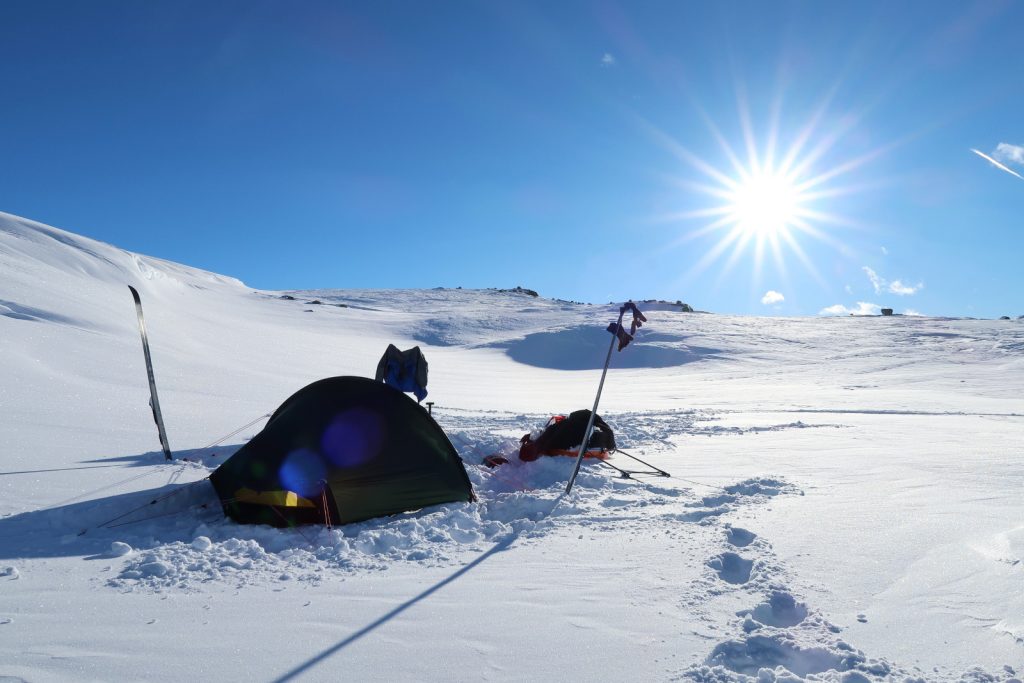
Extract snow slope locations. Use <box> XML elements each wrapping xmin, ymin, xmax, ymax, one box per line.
<box><xmin>1</xmin><ymin>210</ymin><xmax>1022</xmax><ymax>682</ymax></box>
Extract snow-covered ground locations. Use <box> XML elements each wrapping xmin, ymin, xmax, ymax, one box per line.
<box><xmin>1</xmin><ymin>210</ymin><xmax>1022</xmax><ymax>682</ymax></box>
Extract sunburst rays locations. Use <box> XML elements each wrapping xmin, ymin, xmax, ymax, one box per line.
<box><xmin>650</xmin><ymin>86</ymin><xmax>882</xmax><ymax>297</ymax></box>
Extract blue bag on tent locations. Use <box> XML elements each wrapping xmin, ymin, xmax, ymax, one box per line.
<box><xmin>374</xmin><ymin>344</ymin><xmax>428</xmax><ymax>402</ymax></box>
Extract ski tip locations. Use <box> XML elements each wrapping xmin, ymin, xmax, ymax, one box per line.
<box><xmin>128</xmin><ymin>284</ymin><xmax>141</xmax><ymax>302</ymax></box>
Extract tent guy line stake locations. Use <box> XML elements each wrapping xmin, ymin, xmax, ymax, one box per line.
<box><xmin>79</xmin><ymin>478</ymin><xmax>208</xmax><ymax>535</ymax></box>
<box><xmin>103</xmin><ymin>502</ymin><xmax>210</xmax><ymax>530</ymax></box>
<box><xmin>565</xmin><ymin>306</ymin><xmax>626</xmax><ymax>494</ymax></box>
<box><xmin>201</xmin><ymin>413</ymin><xmax>271</xmax><ymax>449</ymax></box>
<box><xmin>48</xmin><ymin>466</ymin><xmax>168</xmax><ymax>510</ymax></box>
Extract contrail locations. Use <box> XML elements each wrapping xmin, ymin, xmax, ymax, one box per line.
<box><xmin>971</xmin><ymin>148</ymin><xmax>1024</xmax><ymax>180</ymax></box>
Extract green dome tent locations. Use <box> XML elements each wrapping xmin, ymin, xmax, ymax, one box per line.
<box><xmin>209</xmin><ymin>376</ymin><xmax>474</xmax><ymax>527</ymax></box>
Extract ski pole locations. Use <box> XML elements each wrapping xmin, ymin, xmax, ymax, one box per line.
<box><xmin>565</xmin><ymin>305</ymin><xmax>626</xmax><ymax>494</ymax></box>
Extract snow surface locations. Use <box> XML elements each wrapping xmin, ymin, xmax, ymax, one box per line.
<box><xmin>1</xmin><ymin>209</ymin><xmax>1022</xmax><ymax>682</ymax></box>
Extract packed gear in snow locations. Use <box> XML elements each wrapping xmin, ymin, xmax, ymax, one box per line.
<box><xmin>518</xmin><ymin>409</ymin><xmax>616</xmax><ymax>462</ymax></box>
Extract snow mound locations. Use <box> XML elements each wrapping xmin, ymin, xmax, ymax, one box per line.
<box><xmin>109</xmin><ymin>541</ymin><xmax>133</xmax><ymax>557</ymax></box>
<box><xmin>102</xmin><ymin>430</ymin><xmax>801</xmax><ymax>592</ymax></box>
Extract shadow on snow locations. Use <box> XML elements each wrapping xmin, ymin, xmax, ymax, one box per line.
<box><xmin>493</xmin><ymin>325</ymin><xmax>722</xmax><ymax>370</ymax></box>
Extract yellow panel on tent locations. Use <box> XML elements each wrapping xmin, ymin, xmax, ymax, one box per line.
<box><xmin>232</xmin><ymin>488</ymin><xmax>316</xmax><ymax>508</ymax></box>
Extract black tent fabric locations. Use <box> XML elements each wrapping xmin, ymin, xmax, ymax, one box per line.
<box><xmin>374</xmin><ymin>344</ymin><xmax>428</xmax><ymax>402</ymax></box>
<box><xmin>209</xmin><ymin>376</ymin><xmax>474</xmax><ymax>527</ymax></box>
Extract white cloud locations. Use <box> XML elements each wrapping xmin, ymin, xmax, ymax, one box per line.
<box><xmin>881</xmin><ymin>246</ymin><xmax>889</xmax><ymax>255</ymax></box>
<box><xmin>994</xmin><ymin>143</ymin><xmax>1024</xmax><ymax>166</ymax></box>
<box><xmin>862</xmin><ymin>266</ymin><xmax>884</xmax><ymax>294</ymax></box>
<box><xmin>601</xmin><ymin>53</ymin><xmax>616</xmax><ymax>66</ymax></box>
<box><xmin>888</xmin><ymin>279</ymin><xmax>922</xmax><ymax>296</ymax></box>
<box><xmin>904</xmin><ymin>309</ymin><xmax>925</xmax><ymax>317</ymax></box>
<box><xmin>819</xmin><ymin>302</ymin><xmax>881</xmax><ymax>316</ymax></box>
<box><xmin>863</xmin><ymin>266</ymin><xmax>922</xmax><ymax>296</ymax></box>
<box><xmin>971</xmin><ymin>148</ymin><xmax>1024</xmax><ymax>180</ymax></box>
<box><xmin>844</xmin><ymin>284</ymin><xmax>853</xmax><ymax>294</ymax></box>
<box><xmin>761</xmin><ymin>290</ymin><xmax>784</xmax><ymax>305</ymax></box>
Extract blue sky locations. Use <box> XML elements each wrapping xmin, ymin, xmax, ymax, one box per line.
<box><xmin>2</xmin><ymin>1</ymin><xmax>1022</xmax><ymax>317</ymax></box>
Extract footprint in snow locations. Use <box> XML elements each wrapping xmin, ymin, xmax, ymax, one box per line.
<box><xmin>687</xmin><ymin>493</ymin><xmax>735</xmax><ymax>508</ymax></box>
<box><xmin>708</xmin><ymin>552</ymin><xmax>753</xmax><ymax>585</ymax></box>
<box><xmin>600</xmin><ymin>496</ymin><xmax>636</xmax><ymax>508</ymax></box>
<box><xmin>723</xmin><ymin>478</ymin><xmax>794</xmax><ymax>498</ymax></box>
<box><xmin>725</xmin><ymin>526</ymin><xmax>756</xmax><ymax>548</ymax></box>
<box><xmin>739</xmin><ymin>591</ymin><xmax>808</xmax><ymax>628</ymax></box>
<box><xmin>703</xmin><ymin>632</ymin><xmax>854</xmax><ymax>678</ymax></box>
<box><xmin>667</xmin><ymin>508</ymin><xmax>729</xmax><ymax>524</ymax></box>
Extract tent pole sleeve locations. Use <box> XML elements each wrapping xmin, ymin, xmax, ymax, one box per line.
<box><xmin>565</xmin><ymin>306</ymin><xmax>625</xmax><ymax>494</ymax></box>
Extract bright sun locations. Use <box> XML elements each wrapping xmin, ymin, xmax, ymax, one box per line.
<box><xmin>653</xmin><ymin>100</ymin><xmax>869</xmax><ymax>288</ymax></box>
<box><xmin>726</xmin><ymin>171</ymin><xmax>802</xmax><ymax>239</ymax></box>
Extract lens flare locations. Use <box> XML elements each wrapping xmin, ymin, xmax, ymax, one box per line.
<box><xmin>321</xmin><ymin>409</ymin><xmax>384</xmax><ymax>468</ymax></box>
<box><xmin>279</xmin><ymin>448</ymin><xmax>326</xmax><ymax>497</ymax></box>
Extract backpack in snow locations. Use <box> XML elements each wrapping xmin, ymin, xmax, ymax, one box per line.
<box><xmin>518</xmin><ymin>409</ymin><xmax>616</xmax><ymax>462</ymax></box>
